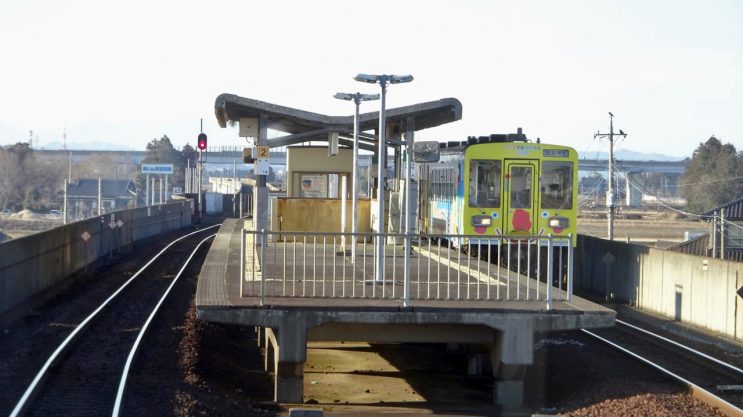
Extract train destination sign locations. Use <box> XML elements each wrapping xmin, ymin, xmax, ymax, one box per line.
<box><xmin>141</xmin><ymin>163</ymin><xmax>174</xmax><ymax>174</ymax></box>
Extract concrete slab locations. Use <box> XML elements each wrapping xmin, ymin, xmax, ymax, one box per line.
<box><xmin>196</xmin><ymin>219</ymin><xmax>615</xmax><ymax>408</ymax></box>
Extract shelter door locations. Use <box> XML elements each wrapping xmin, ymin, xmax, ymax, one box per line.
<box><xmin>504</xmin><ymin>160</ymin><xmax>537</xmax><ymax>235</ymax></box>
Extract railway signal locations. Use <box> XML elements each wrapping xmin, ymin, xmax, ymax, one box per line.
<box><xmin>197</xmin><ymin>132</ymin><xmax>207</xmax><ymax>150</ymax></box>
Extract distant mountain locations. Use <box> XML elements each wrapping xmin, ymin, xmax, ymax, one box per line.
<box><xmin>38</xmin><ymin>141</ymin><xmax>137</xmax><ymax>151</ymax></box>
<box><xmin>579</xmin><ymin>150</ymin><xmax>686</xmax><ymax>161</ymax></box>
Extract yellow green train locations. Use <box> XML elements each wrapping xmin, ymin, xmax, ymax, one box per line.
<box><xmin>417</xmin><ymin>129</ymin><xmax>578</xmax><ymax>248</ymax></box>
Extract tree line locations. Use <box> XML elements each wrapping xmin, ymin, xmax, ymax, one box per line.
<box><xmin>1</xmin><ymin>134</ymin><xmax>739</xmax><ymax>215</ymax></box>
<box><xmin>0</xmin><ymin>135</ymin><xmax>195</xmax><ymax>212</ymax></box>
<box><xmin>681</xmin><ymin>136</ymin><xmax>743</xmax><ymax>213</ymax></box>
<box><xmin>0</xmin><ymin>142</ymin><xmax>63</xmax><ymax>211</ymax></box>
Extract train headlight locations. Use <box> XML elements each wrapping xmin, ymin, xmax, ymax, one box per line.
<box><xmin>471</xmin><ymin>215</ymin><xmax>492</xmax><ymax>227</ymax></box>
<box><xmin>548</xmin><ymin>216</ymin><xmax>569</xmax><ymax>229</ymax></box>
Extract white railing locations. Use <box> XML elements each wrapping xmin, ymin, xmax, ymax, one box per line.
<box><xmin>240</xmin><ymin>231</ymin><xmax>573</xmax><ymax>309</ymax></box>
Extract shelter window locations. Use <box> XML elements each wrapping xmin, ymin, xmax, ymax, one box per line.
<box><xmin>468</xmin><ymin>160</ymin><xmax>501</xmax><ymax>208</ymax></box>
<box><xmin>541</xmin><ymin>161</ymin><xmax>573</xmax><ymax>209</ymax></box>
<box><xmin>293</xmin><ymin>172</ymin><xmax>352</xmax><ymax>199</ymax></box>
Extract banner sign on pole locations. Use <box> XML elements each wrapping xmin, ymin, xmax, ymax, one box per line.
<box><xmin>141</xmin><ymin>164</ymin><xmax>174</xmax><ymax>174</ymax></box>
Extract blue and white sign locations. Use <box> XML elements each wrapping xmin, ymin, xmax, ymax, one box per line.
<box><xmin>141</xmin><ymin>163</ymin><xmax>174</xmax><ymax>174</ymax></box>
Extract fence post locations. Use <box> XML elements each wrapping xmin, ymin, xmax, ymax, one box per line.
<box><xmin>260</xmin><ymin>229</ymin><xmax>266</xmax><ymax>306</ymax></box>
<box><xmin>546</xmin><ymin>235</ymin><xmax>553</xmax><ymax>310</ymax></box>
<box><xmin>567</xmin><ymin>234</ymin><xmax>574</xmax><ymax>302</ymax></box>
<box><xmin>403</xmin><ymin>232</ymin><xmax>411</xmax><ymax>307</ymax></box>
<box><xmin>240</xmin><ymin>228</ymin><xmax>245</xmax><ymax>297</ymax></box>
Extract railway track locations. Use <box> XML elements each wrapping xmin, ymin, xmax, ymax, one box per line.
<box><xmin>8</xmin><ymin>224</ymin><xmax>219</xmax><ymax>417</ymax></box>
<box><xmin>583</xmin><ymin>319</ymin><xmax>743</xmax><ymax>417</ymax></box>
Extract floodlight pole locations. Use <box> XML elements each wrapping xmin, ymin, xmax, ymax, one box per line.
<box><xmin>353</xmin><ymin>95</ymin><xmax>361</xmax><ymax>261</ymax></box>
<box><xmin>354</xmin><ymin>73</ymin><xmax>413</xmax><ymax>282</ymax></box>
<box><xmin>334</xmin><ymin>92</ymin><xmax>379</xmax><ymax>263</ymax></box>
<box><xmin>378</xmin><ymin>83</ymin><xmax>388</xmax><ymax>282</ymax></box>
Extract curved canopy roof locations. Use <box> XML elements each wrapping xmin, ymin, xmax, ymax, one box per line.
<box><xmin>214</xmin><ymin>93</ymin><xmax>462</xmax><ymax>149</ymax></box>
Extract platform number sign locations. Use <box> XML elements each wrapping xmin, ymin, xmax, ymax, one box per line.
<box><xmin>257</xmin><ymin>146</ymin><xmax>269</xmax><ymax>159</ymax></box>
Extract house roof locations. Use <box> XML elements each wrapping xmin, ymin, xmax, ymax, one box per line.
<box><xmin>67</xmin><ymin>179</ymin><xmax>135</xmax><ymax>198</ymax></box>
<box><xmin>701</xmin><ymin>196</ymin><xmax>743</xmax><ymax>219</ymax></box>
<box><xmin>668</xmin><ymin>231</ymin><xmax>743</xmax><ymax>262</ymax></box>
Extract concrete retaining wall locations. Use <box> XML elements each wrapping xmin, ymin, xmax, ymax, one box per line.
<box><xmin>576</xmin><ymin>235</ymin><xmax>743</xmax><ymax>342</ymax></box>
<box><xmin>0</xmin><ymin>201</ymin><xmax>193</xmax><ymax>318</ymax></box>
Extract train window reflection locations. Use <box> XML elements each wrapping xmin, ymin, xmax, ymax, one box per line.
<box><xmin>541</xmin><ymin>161</ymin><xmax>573</xmax><ymax>209</ymax></box>
<box><xmin>509</xmin><ymin>166</ymin><xmax>532</xmax><ymax>209</ymax></box>
<box><xmin>468</xmin><ymin>160</ymin><xmax>501</xmax><ymax>207</ymax></box>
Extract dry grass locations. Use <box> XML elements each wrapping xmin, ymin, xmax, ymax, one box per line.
<box><xmin>578</xmin><ymin>209</ymin><xmax>706</xmax><ymax>246</ymax></box>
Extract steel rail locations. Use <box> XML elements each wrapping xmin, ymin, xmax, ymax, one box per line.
<box><xmin>111</xmin><ymin>233</ymin><xmax>216</xmax><ymax>417</ymax></box>
<box><xmin>9</xmin><ymin>224</ymin><xmax>221</xmax><ymax>417</ymax></box>
<box><xmin>616</xmin><ymin>319</ymin><xmax>743</xmax><ymax>376</ymax></box>
<box><xmin>581</xmin><ymin>329</ymin><xmax>743</xmax><ymax>417</ymax></box>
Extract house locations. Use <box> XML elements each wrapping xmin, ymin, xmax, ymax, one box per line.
<box><xmin>66</xmin><ymin>179</ymin><xmax>136</xmax><ymax>220</ymax></box>
<box><xmin>668</xmin><ymin>196</ymin><xmax>743</xmax><ymax>261</ymax></box>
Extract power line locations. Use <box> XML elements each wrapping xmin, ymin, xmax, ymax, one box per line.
<box><xmin>670</xmin><ymin>174</ymin><xmax>743</xmax><ymax>188</ymax></box>
<box><xmin>617</xmin><ymin>165</ymin><xmax>731</xmax><ymax>221</ymax></box>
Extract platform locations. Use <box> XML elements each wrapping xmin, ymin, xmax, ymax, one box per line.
<box><xmin>196</xmin><ymin>219</ymin><xmax>615</xmax><ymax>410</ymax></box>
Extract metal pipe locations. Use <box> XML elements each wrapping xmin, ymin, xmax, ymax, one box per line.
<box><xmin>63</xmin><ymin>180</ymin><xmax>68</xmax><ymax>225</ymax></box>
<box><xmin>98</xmin><ymin>178</ymin><xmax>102</xmax><ymax>216</ymax></box>
<box><xmin>240</xmin><ymin>229</ymin><xmax>245</xmax><ymax>297</ymax></box>
<box><xmin>547</xmin><ymin>235</ymin><xmax>554</xmax><ymax>310</ymax></box>
<box><xmin>567</xmin><ymin>234</ymin><xmax>574</xmax><ymax>301</ymax></box>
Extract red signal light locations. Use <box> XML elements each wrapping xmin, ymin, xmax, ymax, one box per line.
<box><xmin>197</xmin><ymin>133</ymin><xmax>207</xmax><ymax>150</ymax></box>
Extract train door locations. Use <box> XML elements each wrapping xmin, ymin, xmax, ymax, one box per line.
<box><xmin>504</xmin><ymin>160</ymin><xmax>537</xmax><ymax>235</ymax></box>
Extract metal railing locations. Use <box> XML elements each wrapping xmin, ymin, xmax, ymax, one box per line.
<box><xmin>240</xmin><ymin>230</ymin><xmax>573</xmax><ymax>309</ymax></box>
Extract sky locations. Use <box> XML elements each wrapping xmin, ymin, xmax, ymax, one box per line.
<box><xmin>0</xmin><ymin>0</ymin><xmax>741</xmax><ymax>158</ymax></box>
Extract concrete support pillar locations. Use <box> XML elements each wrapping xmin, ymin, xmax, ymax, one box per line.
<box><xmin>276</xmin><ymin>322</ymin><xmax>307</xmax><ymax>403</ymax></box>
<box><xmin>625</xmin><ymin>172</ymin><xmax>643</xmax><ymax>207</ymax></box>
<box><xmin>489</xmin><ymin>321</ymin><xmax>534</xmax><ymax>409</ymax></box>
<box><xmin>267</xmin><ymin>315</ymin><xmax>308</xmax><ymax>403</ymax></box>
<box><xmin>264</xmin><ymin>327</ymin><xmax>276</xmax><ymax>372</ymax></box>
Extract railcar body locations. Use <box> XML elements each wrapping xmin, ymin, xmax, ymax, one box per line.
<box><xmin>417</xmin><ymin>131</ymin><xmax>578</xmax><ymax>247</ymax></box>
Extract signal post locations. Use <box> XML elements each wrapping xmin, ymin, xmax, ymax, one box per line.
<box><xmin>197</xmin><ymin>131</ymin><xmax>207</xmax><ymax>223</ymax></box>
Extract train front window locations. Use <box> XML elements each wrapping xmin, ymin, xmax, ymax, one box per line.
<box><xmin>468</xmin><ymin>160</ymin><xmax>501</xmax><ymax>207</ymax></box>
<box><xmin>541</xmin><ymin>161</ymin><xmax>573</xmax><ymax>209</ymax></box>
<box><xmin>509</xmin><ymin>166</ymin><xmax>532</xmax><ymax>209</ymax></box>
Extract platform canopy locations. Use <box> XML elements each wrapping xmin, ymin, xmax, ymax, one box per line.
<box><xmin>214</xmin><ymin>93</ymin><xmax>462</xmax><ymax>150</ymax></box>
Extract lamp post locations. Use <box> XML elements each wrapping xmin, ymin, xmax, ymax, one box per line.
<box><xmin>334</xmin><ymin>92</ymin><xmax>379</xmax><ymax>263</ymax></box>
<box><xmin>354</xmin><ymin>73</ymin><xmax>413</xmax><ymax>282</ymax></box>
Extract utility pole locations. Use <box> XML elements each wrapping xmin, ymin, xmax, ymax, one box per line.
<box><xmin>594</xmin><ymin>112</ymin><xmax>627</xmax><ymax>240</ymax></box>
